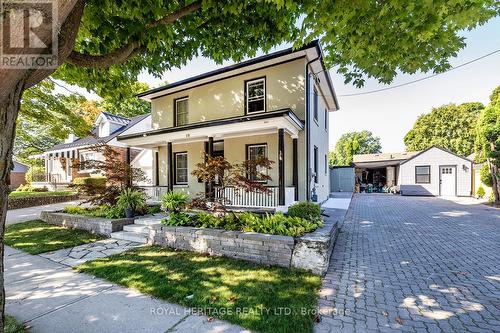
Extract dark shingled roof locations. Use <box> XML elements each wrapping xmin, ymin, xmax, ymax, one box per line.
<box><xmin>12</xmin><ymin>161</ymin><xmax>29</xmax><ymax>173</ymax></box>
<box><xmin>45</xmin><ymin>113</ymin><xmax>149</xmax><ymax>152</ymax></box>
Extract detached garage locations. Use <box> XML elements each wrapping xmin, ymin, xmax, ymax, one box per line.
<box><xmin>353</xmin><ymin>146</ymin><xmax>473</xmax><ymax>197</ymax></box>
<box><xmin>398</xmin><ymin>146</ymin><xmax>473</xmax><ymax>197</ymax></box>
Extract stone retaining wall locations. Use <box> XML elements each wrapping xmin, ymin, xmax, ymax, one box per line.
<box><xmin>8</xmin><ymin>194</ymin><xmax>79</xmax><ymax>210</ymax></box>
<box><xmin>41</xmin><ymin>211</ymin><xmax>134</xmax><ymax>236</ymax></box>
<box><xmin>149</xmin><ymin>210</ymin><xmax>341</xmax><ymax>274</ymax></box>
<box><xmin>150</xmin><ymin>226</ymin><xmax>295</xmax><ymax>267</ymax></box>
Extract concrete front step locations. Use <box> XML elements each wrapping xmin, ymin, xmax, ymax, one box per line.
<box><xmin>134</xmin><ymin>218</ymin><xmax>164</xmax><ymax>226</ymax></box>
<box><xmin>111</xmin><ymin>231</ymin><xmax>148</xmax><ymax>244</ymax></box>
<box><xmin>123</xmin><ymin>224</ymin><xmax>150</xmax><ymax>234</ymax></box>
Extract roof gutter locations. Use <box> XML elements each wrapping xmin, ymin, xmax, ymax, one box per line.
<box><xmin>306</xmin><ymin>54</ymin><xmax>320</xmax><ymax>201</ymax></box>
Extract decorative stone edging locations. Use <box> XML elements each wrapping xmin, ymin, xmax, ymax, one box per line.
<box><xmin>8</xmin><ymin>194</ymin><xmax>79</xmax><ymax>210</ymax></box>
<box><xmin>149</xmin><ymin>226</ymin><xmax>295</xmax><ymax>268</ymax></box>
<box><xmin>40</xmin><ymin>211</ymin><xmax>134</xmax><ymax>236</ymax></box>
<box><xmin>149</xmin><ymin>209</ymin><xmax>343</xmax><ymax>275</ymax></box>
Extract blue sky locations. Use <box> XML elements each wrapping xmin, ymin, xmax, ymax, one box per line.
<box><xmin>136</xmin><ymin>17</ymin><xmax>500</xmax><ymax>153</ymax></box>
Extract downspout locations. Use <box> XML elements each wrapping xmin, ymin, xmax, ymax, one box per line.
<box><xmin>305</xmin><ymin>54</ymin><xmax>320</xmax><ymax>201</ymax></box>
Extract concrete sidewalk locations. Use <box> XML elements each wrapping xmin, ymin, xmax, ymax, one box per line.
<box><xmin>5</xmin><ymin>246</ymin><xmax>248</xmax><ymax>333</ymax></box>
<box><xmin>6</xmin><ymin>200</ymin><xmax>82</xmax><ymax>225</ymax></box>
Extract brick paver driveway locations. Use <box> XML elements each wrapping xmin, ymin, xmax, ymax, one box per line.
<box><xmin>316</xmin><ymin>194</ymin><xmax>500</xmax><ymax>333</ymax></box>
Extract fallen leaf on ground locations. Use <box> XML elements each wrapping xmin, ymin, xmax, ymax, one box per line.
<box><xmin>395</xmin><ymin>316</ymin><xmax>404</xmax><ymax>325</ymax></box>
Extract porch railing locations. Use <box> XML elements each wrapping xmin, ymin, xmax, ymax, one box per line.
<box><xmin>215</xmin><ymin>186</ymin><xmax>295</xmax><ymax>208</ymax></box>
<box><xmin>140</xmin><ymin>186</ymin><xmax>169</xmax><ymax>202</ymax></box>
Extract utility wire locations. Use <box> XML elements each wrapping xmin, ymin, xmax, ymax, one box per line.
<box><xmin>314</xmin><ymin>49</ymin><xmax>500</xmax><ymax>98</ymax></box>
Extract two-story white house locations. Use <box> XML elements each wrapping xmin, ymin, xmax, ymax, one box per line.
<box><xmin>118</xmin><ymin>41</ymin><xmax>339</xmax><ymax>208</ymax></box>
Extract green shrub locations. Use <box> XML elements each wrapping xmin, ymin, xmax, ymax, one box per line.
<box><xmin>287</xmin><ymin>201</ymin><xmax>321</xmax><ymax>220</ymax></box>
<box><xmin>477</xmin><ymin>186</ymin><xmax>486</xmax><ymax>199</ymax></box>
<box><xmin>117</xmin><ymin>188</ymin><xmax>146</xmax><ymax>211</ymax></box>
<box><xmin>162</xmin><ymin>212</ymin><xmax>191</xmax><ymax>226</ymax></box>
<box><xmin>25</xmin><ymin>165</ymin><xmax>44</xmax><ymax>184</ymax></box>
<box><xmin>244</xmin><ymin>212</ymin><xmax>323</xmax><ymax>237</ymax></box>
<box><xmin>161</xmin><ymin>210</ymin><xmax>323</xmax><ymax>237</ymax></box>
<box><xmin>147</xmin><ymin>205</ymin><xmax>162</xmax><ymax>215</ymax></box>
<box><xmin>16</xmin><ymin>184</ymin><xmax>34</xmax><ymax>192</ymax></box>
<box><xmin>72</xmin><ymin>176</ymin><xmax>106</xmax><ymax>187</ymax></box>
<box><xmin>480</xmin><ymin>165</ymin><xmax>493</xmax><ymax>187</ymax></box>
<box><xmin>104</xmin><ymin>205</ymin><xmax>125</xmax><ymax>219</ymax></box>
<box><xmin>161</xmin><ymin>191</ymin><xmax>189</xmax><ymax>213</ymax></box>
<box><xmin>489</xmin><ymin>191</ymin><xmax>495</xmax><ymax>203</ymax></box>
<box><xmin>194</xmin><ymin>212</ymin><xmax>223</xmax><ymax>228</ymax></box>
<box><xmin>63</xmin><ymin>205</ymin><xmax>108</xmax><ymax>218</ymax></box>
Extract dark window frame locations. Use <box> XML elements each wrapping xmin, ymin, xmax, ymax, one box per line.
<box><xmin>244</xmin><ymin>77</ymin><xmax>266</xmax><ymax>114</ymax></box>
<box><xmin>173</xmin><ymin>151</ymin><xmax>188</xmax><ymax>185</ymax></box>
<box><xmin>174</xmin><ymin>96</ymin><xmax>189</xmax><ymax>127</ymax></box>
<box><xmin>415</xmin><ymin>165</ymin><xmax>431</xmax><ymax>184</ymax></box>
<box><xmin>324</xmin><ymin>108</ymin><xmax>328</xmax><ymax>130</ymax></box>
<box><xmin>314</xmin><ymin>145</ymin><xmax>318</xmax><ymax>183</ymax></box>
<box><xmin>245</xmin><ymin>143</ymin><xmax>268</xmax><ymax>183</ymax></box>
<box><xmin>313</xmin><ymin>87</ymin><xmax>319</xmax><ymax>123</ymax></box>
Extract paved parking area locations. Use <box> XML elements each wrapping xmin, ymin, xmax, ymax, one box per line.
<box><xmin>316</xmin><ymin>194</ymin><xmax>500</xmax><ymax>333</ymax></box>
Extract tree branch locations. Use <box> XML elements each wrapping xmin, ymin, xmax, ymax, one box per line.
<box><xmin>66</xmin><ymin>0</ymin><xmax>202</xmax><ymax>68</ymax></box>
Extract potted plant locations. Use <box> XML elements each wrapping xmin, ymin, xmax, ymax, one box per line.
<box><xmin>117</xmin><ymin>188</ymin><xmax>145</xmax><ymax>218</ymax></box>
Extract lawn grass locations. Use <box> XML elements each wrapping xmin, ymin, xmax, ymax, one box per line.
<box><xmin>5</xmin><ymin>315</ymin><xmax>27</xmax><ymax>333</ymax></box>
<box><xmin>5</xmin><ymin>220</ymin><xmax>104</xmax><ymax>254</ymax></box>
<box><xmin>76</xmin><ymin>246</ymin><xmax>321</xmax><ymax>333</ymax></box>
<box><xmin>8</xmin><ymin>190</ymin><xmax>75</xmax><ymax>199</ymax></box>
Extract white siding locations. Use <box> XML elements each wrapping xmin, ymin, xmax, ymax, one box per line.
<box><xmin>399</xmin><ymin>147</ymin><xmax>472</xmax><ymax>196</ymax></box>
<box><xmin>308</xmin><ymin>75</ymin><xmax>330</xmax><ymax>203</ymax></box>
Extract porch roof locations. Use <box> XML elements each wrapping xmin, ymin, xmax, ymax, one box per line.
<box><xmin>117</xmin><ymin>109</ymin><xmax>304</xmax><ymax>148</ymax></box>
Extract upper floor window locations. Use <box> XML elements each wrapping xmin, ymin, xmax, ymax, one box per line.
<box><xmin>324</xmin><ymin>108</ymin><xmax>328</xmax><ymax>130</ymax></box>
<box><xmin>247</xmin><ymin>144</ymin><xmax>267</xmax><ymax>182</ymax></box>
<box><xmin>175</xmin><ymin>97</ymin><xmax>189</xmax><ymax>126</ymax></box>
<box><xmin>314</xmin><ymin>145</ymin><xmax>318</xmax><ymax>183</ymax></box>
<box><xmin>246</xmin><ymin>78</ymin><xmax>265</xmax><ymax>114</ymax></box>
<box><xmin>313</xmin><ymin>87</ymin><xmax>318</xmax><ymax>122</ymax></box>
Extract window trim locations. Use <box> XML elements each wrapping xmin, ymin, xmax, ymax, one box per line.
<box><xmin>324</xmin><ymin>108</ymin><xmax>328</xmax><ymax>131</ymax></box>
<box><xmin>173</xmin><ymin>151</ymin><xmax>188</xmax><ymax>185</ymax></box>
<box><xmin>78</xmin><ymin>151</ymin><xmax>97</xmax><ymax>172</ymax></box>
<box><xmin>313</xmin><ymin>87</ymin><xmax>319</xmax><ymax>124</ymax></box>
<box><xmin>314</xmin><ymin>145</ymin><xmax>318</xmax><ymax>183</ymax></box>
<box><xmin>244</xmin><ymin>77</ymin><xmax>266</xmax><ymax>114</ymax></box>
<box><xmin>174</xmin><ymin>96</ymin><xmax>189</xmax><ymax>127</ymax></box>
<box><xmin>415</xmin><ymin>165</ymin><xmax>431</xmax><ymax>184</ymax></box>
<box><xmin>324</xmin><ymin>154</ymin><xmax>328</xmax><ymax>175</ymax></box>
<box><xmin>245</xmin><ymin>143</ymin><xmax>268</xmax><ymax>183</ymax></box>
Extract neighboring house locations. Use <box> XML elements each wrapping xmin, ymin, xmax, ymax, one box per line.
<box><xmin>10</xmin><ymin>161</ymin><xmax>28</xmax><ymax>190</ymax></box>
<box><xmin>117</xmin><ymin>41</ymin><xmax>339</xmax><ymax>208</ymax></box>
<box><xmin>353</xmin><ymin>146</ymin><xmax>473</xmax><ymax>197</ymax></box>
<box><xmin>34</xmin><ymin>112</ymin><xmax>153</xmax><ymax>189</ymax></box>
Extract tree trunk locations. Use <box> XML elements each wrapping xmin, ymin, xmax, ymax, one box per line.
<box><xmin>0</xmin><ymin>80</ymin><xmax>25</xmax><ymax>332</ymax></box>
<box><xmin>488</xmin><ymin>159</ymin><xmax>500</xmax><ymax>204</ymax></box>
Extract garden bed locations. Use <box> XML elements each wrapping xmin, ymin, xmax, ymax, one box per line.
<box><xmin>8</xmin><ymin>192</ymin><xmax>78</xmax><ymax>210</ymax></box>
<box><xmin>149</xmin><ymin>211</ymin><xmax>339</xmax><ymax>274</ymax></box>
<box><xmin>40</xmin><ymin>211</ymin><xmax>134</xmax><ymax>236</ymax></box>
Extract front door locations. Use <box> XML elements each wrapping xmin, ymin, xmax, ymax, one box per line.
<box><xmin>439</xmin><ymin>166</ymin><xmax>456</xmax><ymax>196</ymax></box>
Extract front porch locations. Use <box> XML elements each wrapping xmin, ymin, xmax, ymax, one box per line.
<box><xmin>140</xmin><ymin>185</ymin><xmax>296</xmax><ymax>208</ymax></box>
<box><xmin>120</xmin><ymin>109</ymin><xmax>305</xmax><ymax>209</ymax></box>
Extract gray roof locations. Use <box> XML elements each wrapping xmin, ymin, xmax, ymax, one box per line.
<box><xmin>101</xmin><ymin>112</ymin><xmax>130</xmax><ymax>125</ymax></box>
<box><xmin>45</xmin><ymin>113</ymin><xmax>149</xmax><ymax>152</ymax></box>
<box><xmin>12</xmin><ymin>161</ymin><xmax>28</xmax><ymax>173</ymax></box>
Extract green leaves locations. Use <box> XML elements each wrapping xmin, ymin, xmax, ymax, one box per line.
<box><xmin>330</xmin><ymin>130</ymin><xmax>382</xmax><ymax>166</ymax></box>
<box><xmin>404</xmin><ymin>102</ymin><xmax>484</xmax><ymax>156</ymax></box>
